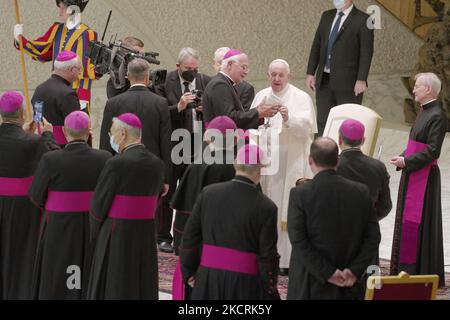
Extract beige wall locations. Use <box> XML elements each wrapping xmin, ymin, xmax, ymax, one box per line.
<box><xmin>1</xmin><ymin>0</ymin><xmax>424</xmax><ymax>132</ymax></box>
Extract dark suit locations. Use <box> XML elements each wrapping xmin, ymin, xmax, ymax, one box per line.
<box><xmin>307</xmin><ymin>6</ymin><xmax>374</xmax><ymax>135</ymax></box>
<box><xmin>203</xmin><ymin>73</ymin><xmax>261</xmax><ymax>130</ymax></box>
<box><xmin>31</xmin><ymin>74</ymin><xmax>80</xmax><ymax>127</ymax></box>
<box><xmin>287</xmin><ymin>170</ymin><xmax>380</xmax><ymax>300</ymax></box>
<box><xmin>337</xmin><ymin>148</ymin><xmax>392</xmax><ymax>221</ymax></box>
<box><xmin>159</xmin><ymin>70</ymin><xmax>211</xmax><ymax>245</ymax></box>
<box><xmin>162</xmin><ymin>70</ymin><xmax>211</xmax><ymax>133</ymax></box>
<box><xmin>236</xmin><ymin>81</ymin><xmax>255</xmax><ymax>112</ymax></box>
<box><xmin>99</xmin><ymin>85</ymin><xmax>172</xmax><ymax>184</ymax></box>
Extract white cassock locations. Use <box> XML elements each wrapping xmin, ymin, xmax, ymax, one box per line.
<box><xmin>250</xmin><ymin>84</ymin><xmax>317</xmax><ymax>269</ymax></box>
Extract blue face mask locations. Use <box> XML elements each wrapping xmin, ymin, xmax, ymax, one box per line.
<box><xmin>110</xmin><ymin>134</ymin><xmax>120</xmax><ymax>154</ymax></box>
<box><xmin>333</xmin><ymin>0</ymin><xmax>346</xmax><ymax>10</ymax></box>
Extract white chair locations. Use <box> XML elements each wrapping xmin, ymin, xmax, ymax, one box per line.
<box><xmin>323</xmin><ymin>104</ymin><xmax>383</xmax><ymax>157</ymax></box>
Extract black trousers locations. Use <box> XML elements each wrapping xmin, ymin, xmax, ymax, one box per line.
<box><xmin>157</xmin><ymin>163</ymin><xmax>186</xmax><ymax>244</ymax></box>
<box><xmin>316</xmin><ymin>73</ymin><xmax>364</xmax><ymax>136</ymax></box>
<box><xmin>157</xmin><ymin>132</ymin><xmax>202</xmax><ymax>244</ymax></box>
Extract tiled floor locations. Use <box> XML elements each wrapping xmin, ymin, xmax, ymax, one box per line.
<box><xmin>376</xmin><ymin>122</ymin><xmax>450</xmax><ymax>273</ymax></box>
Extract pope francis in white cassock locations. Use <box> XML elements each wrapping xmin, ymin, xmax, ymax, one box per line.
<box><xmin>250</xmin><ymin>59</ymin><xmax>317</xmax><ymax>271</ymax></box>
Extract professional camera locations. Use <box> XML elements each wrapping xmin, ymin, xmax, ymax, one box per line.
<box><xmin>189</xmin><ymin>89</ymin><xmax>203</xmax><ymax>109</ymax></box>
<box><xmin>87</xmin><ymin>39</ymin><xmax>164</xmax><ymax>87</ymax></box>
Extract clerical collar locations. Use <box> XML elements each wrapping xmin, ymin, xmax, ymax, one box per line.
<box><xmin>52</xmin><ymin>74</ymin><xmax>71</xmax><ymax>86</ymax></box>
<box><xmin>219</xmin><ymin>72</ymin><xmax>236</xmax><ymax>86</ymax></box>
<box><xmin>421</xmin><ymin>99</ymin><xmax>438</xmax><ymax>109</ymax></box>
<box><xmin>65</xmin><ymin>140</ymin><xmax>88</xmax><ymax>148</ymax></box>
<box><xmin>122</xmin><ymin>143</ymin><xmax>144</xmax><ymax>153</ymax></box>
<box><xmin>233</xmin><ymin>175</ymin><xmax>257</xmax><ymax>187</ymax></box>
<box><xmin>341</xmin><ymin>147</ymin><xmax>362</xmax><ymax>154</ymax></box>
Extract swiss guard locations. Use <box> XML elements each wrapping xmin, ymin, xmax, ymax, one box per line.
<box><xmin>14</xmin><ymin>0</ymin><xmax>97</xmax><ymax>113</ymax></box>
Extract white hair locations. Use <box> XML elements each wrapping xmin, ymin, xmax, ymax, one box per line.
<box><xmin>177</xmin><ymin>47</ymin><xmax>199</xmax><ymax>64</ymax></box>
<box><xmin>54</xmin><ymin>57</ymin><xmax>79</xmax><ymax>71</ymax></box>
<box><xmin>112</xmin><ymin>117</ymin><xmax>142</xmax><ymax>138</ymax></box>
<box><xmin>214</xmin><ymin>47</ymin><xmax>230</xmax><ymax>64</ymax></box>
<box><xmin>268</xmin><ymin>59</ymin><xmax>290</xmax><ymax>74</ymax></box>
<box><xmin>220</xmin><ymin>54</ymin><xmax>243</xmax><ymax>71</ymax></box>
<box><xmin>415</xmin><ymin>72</ymin><xmax>442</xmax><ymax>96</ymax></box>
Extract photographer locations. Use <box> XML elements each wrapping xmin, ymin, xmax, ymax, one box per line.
<box><xmin>158</xmin><ymin>47</ymin><xmax>211</xmax><ymax>253</ymax></box>
<box><xmin>106</xmin><ymin>37</ymin><xmax>145</xmax><ymax>99</ymax></box>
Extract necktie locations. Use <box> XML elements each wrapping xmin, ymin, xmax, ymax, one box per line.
<box><xmin>325</xmin><ymin>11</ymin><xmax>345</xmax><ymax>70</ymax></box>
<box><xmin>183</xmin><ymin>81</ymin><xmax>191</xmax><ymax>94</ymax></box>
<box><xmin>183</xmin><ymin>81</ymin><xmax>194</xmax><ymax>132</ymax></box>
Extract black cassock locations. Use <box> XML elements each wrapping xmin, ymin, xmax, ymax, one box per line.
<box><xmin>0</xmin><ymin>123</ymin><xmax>57</xmax><ymax>299</ymax></box>
<box><xmin>87</xmin><ymin>144</ymin><xmax>165</xmax><ymax>300</ymax></box>
<box><xmin>170</xmin><ymin>149</ymin><xmax>236</xmax><ymax>255</ymax></box>
<box><xmin>29</xmin><ymin>141</ymin><xmax>111</xmax><ymax>299</ymax></box>
<box><xmin>337</xmin><ymin>148</ymin><xmax>392</xmax><ymax>221</ymax></box>
<box><xmin>390</xmin><ymin>100</ymin><xmax>447</xmax><ymax>287</ymax></box>
<box><xmin>31</xmin><ymin>75</ymin><xmax>81</xmax><ymax>146</ymax></box>
<box><xmin>180</xmin><ymin>176</ymin><xmax>280</xmax><ymax>300</ymax></box>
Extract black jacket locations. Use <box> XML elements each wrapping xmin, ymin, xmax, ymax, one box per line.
<box><xmin>162</xmin><ymin>70</ymin><xmax>211</xmax><ymax>132</ymax></box>
<box><xmin>307</xmin><ymin>6</ymin><xmax>374</xmax><ymax>91</ymax></box>
<box><xmin>236</xmin><ymin>81</ymin><xmax>255</xmax><ymax>112</ymax></box>
<box><xmin>99</xmin><ymin>86</ymin><xmax>172</xmax><ymax>182</ymax></box>
<box><xmin>337</xmin><ymin>149</ymin><xmax>392</xmax><ymax>220</ymax></box>
<box><xmin>31</xmin><ymin>74</ymin><xmax>80</xmax><ymax>126</ymax></box>
<box><xmin>287</xmin><ymin>170</ymin><xmax>380</xmax><ymax>300</ymax></box>
<box><xmin>203</xmin><ymin>73</ymin><xmax>261</xmax><ymax>130</ymax></box>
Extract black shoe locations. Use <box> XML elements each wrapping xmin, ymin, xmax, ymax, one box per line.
<box><xmin>158</xmin><ymin>242</ymin><xmax>174</xmax><ymax>253</ymax></box>
<box><xmin>279</xmin><ymin>268</ymin><xmax>289</xmax><ymax>276</ymax></box>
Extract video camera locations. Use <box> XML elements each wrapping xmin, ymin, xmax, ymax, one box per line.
<box><xmin>87</xmin><ymin>40</ymin><xmax>166</xmax><ymax>90</ymax></box>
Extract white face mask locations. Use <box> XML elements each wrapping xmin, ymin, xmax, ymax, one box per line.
<box><xmin>110</xmin><ymin>133</ymin><xmax>123</xmax><ymax>154</ymax></box>
<box><xmin>333</xmin><ymin>0</ymin><xmax>346</xmax><ymax>10</ymax></box>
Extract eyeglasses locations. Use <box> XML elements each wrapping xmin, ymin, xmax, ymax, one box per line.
<box><xmin>235</xmin><ymin>62</ymin><xmax>250</xmax><ymax>72</ymax></box>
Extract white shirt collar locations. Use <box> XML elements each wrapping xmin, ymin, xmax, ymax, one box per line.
<box><xmin>421</xmin><ymin>99</ymin><xmax>438</xmax><ymax>106</ymax></box>
<box><xmin>130</xmin><ymin>84</ymin><xmax>147</xmax><ymax>88</ymax></box>
<box><xmin>338</xmin><ymin>4</ymin><xmax>354</xmax><ymax>16</ymax></box>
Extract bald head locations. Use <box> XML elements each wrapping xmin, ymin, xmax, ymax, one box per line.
<box><xmin>310</xmin><ymin>137</ymin><xmax>339</xmax><ymax>169</ymax></box>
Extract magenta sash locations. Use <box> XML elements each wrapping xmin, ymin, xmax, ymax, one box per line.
<box><xmin>172</xmin><ymin>259</ymin><xmax>185</xmax><ymax>300</ymax></box>
<box><xmin>400</xmin><ymin>140</ymin><xmax>438</xmax><ymax>264</ymax></box>
<box><xmin>53</xmin><ymin>126</ymin><xmax>68</xmax><ymax>145</ymax></box>
<box><xmin>200</xmin><ymin>244</ymin><xmax>259</xmax><ymax>275</ymax></box>
<box><xmin>108</xmin><ymin>195</ymin><xmax>158</xmax><ymax>220</ymax></box>
<box><xmin>0</xmin><ymin>177</ymin><xmax>33</xmax><ymax>197</ymax></box>
<box><xmin>45</xmin><ymin>191</ymin><xmax>93</xmax><ymax>213</ymax></box>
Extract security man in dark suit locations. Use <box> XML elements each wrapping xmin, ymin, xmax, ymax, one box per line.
<box><xmin>306</xmin><ymin>0</ymin><xmax>374</xmax><ymax>135</ymax></box>
<box><xmin>287</xmin><ymin>137</ymin><xmax>380</xmax><ymax>300</ymax></box>
<box><xmin>99</xmin><ymin>58</ymin><xmax>171</xmax><ymax>199</ymax></box>
<box><xmin>337</xmin><ymin>119</ymin><xmax>392</xmax><ymax>221</ymax></box>
<box><xmin>158</xmin><ymin>48</ymin><xmax>211</xmax><ymax>253</ymax></box>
